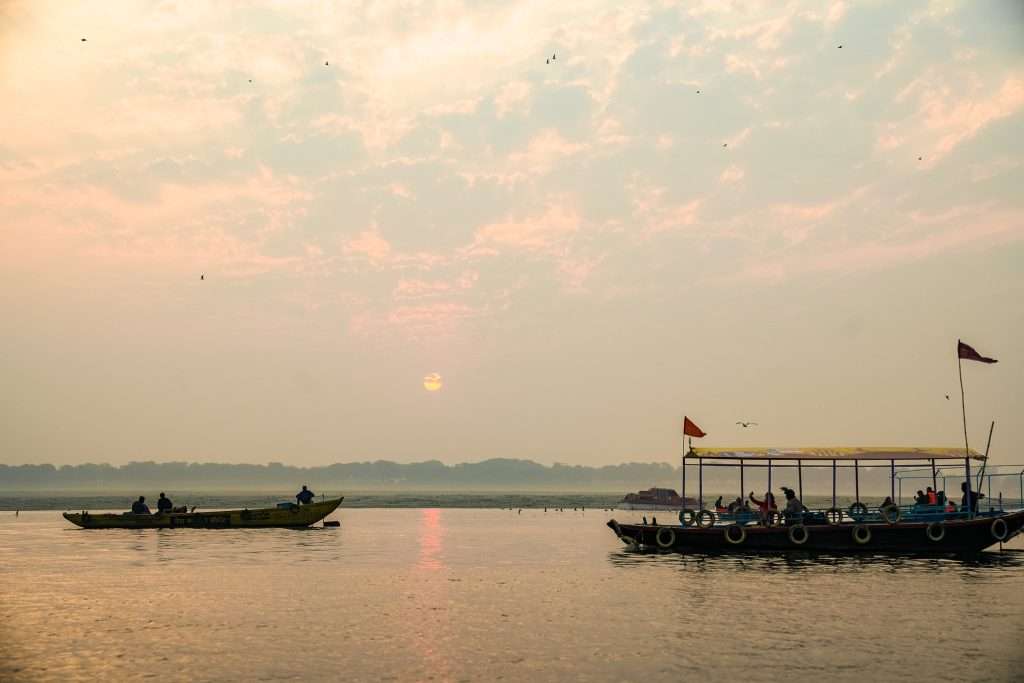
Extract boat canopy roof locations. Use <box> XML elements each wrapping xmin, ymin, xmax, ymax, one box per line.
<box><xmin>687</xmin><ymin>447</ymin><xmax>984</xmax><ymax>462</ymax></box>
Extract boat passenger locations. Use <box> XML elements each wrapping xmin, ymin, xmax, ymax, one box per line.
<box><xmin>936</xmin><ymin>490</ymin><xmax>947</xmax><ymax>506</ymax></box>
<box><xmin>960</xmin><ymin>482</ymin><xmax>985</xmax><ymax>513</ymax></box>
<box><xmin>131</xmin><ymin>496</ymin><xmax>151</xmax><ymax>514</ymax></box>
<box><xmin>651</xmin><ymin>516</ymin><xmax>658</xmax><ymax>525</ymax></box>
<box><xmin>296</xmin><ymin>485</ymin><xmax>315</xmax><ymax>505</ymax></box>
<box><xmin>781</xmin><ymin>487</ymin><xmax>804</xmax><ymax>525</ymax></box>
<box><xmin>726</xmin><ymin>497</ymin><xmax>744</xmax><ymax>514</ymax></box>
<box><xmin>945</xmin><ymin>500</ymin><xmax>957</xmax><ymax>513</ymax></box>
<box><xmin>642</xmin><ymin>516</ymin><xmax>648</xmax><ymax>525</ymax></box>
<box><xmin>913</xmin><ymin>490</ymin><xmax>928</xmax><ymax>506</ymax></box>
<box><xmin>926</xmin><ymin>487</ymin><xmax>938</xmax><ymax>505</ymax></box>
<box><xmin>714</xmin><ymin>496</ymin><xmax>726</xmax><ymax>512</ymax></box>
<box><xmin>749</xmin><ymin>491</ymin><xmax>778</xmax><ymax>525</ymax></box>
<box><xmin>156</xmin><ymin>492</ymin><xmax>173</xmax><ymax>514</ymax></box>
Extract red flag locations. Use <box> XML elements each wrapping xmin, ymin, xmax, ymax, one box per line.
<box><xmin>683</xmin><ymin>416</ymin><xmax>706</xmax><ymax>438</ymax></box>
<box><xmin>958</xmin><ymin>341</ymin><xmax>997</xmax><ymax>364</ymax></box>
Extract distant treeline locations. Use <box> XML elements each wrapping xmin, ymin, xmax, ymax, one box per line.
<box><xmin>0</xmin><ymin>458</ymin><xmax>903</xmax><ymax>494</ymax></box>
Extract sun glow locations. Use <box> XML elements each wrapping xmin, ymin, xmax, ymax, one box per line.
<box><xmin>423</xmin><ymin>373</ymin><xmax>443</xmax><ymax>392</ymax></box>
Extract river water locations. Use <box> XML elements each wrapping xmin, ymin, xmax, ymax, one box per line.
<box><xmin>2</xmin><ymin>507</ymin><xmax>1022</xmax><ymax>682</ymax></box>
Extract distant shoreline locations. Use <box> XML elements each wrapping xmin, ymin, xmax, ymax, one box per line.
<box><xmin>2</xmin><ymin>490</ymin><xmax>881</xmax><ymax>512</ymax></box>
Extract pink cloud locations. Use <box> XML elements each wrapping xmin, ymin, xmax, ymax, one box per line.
<box><xmin>469</xmin><ymin>203</ymin><xmax>580</xmax><ymax>254</ymax></box>
<box><xmin>342</xmin><ymin>228</ymin><xmax>393</xmax><ymax>266</ymax></box>
<box><xmin>881</xmin><ymin>72</ymin><xmax>1024</xmax><ymax>162</ymax></box>
<box><xmin>719</xmin><ymin>165</ymin><xmax>745</xmax><ymax>184</ymax></box>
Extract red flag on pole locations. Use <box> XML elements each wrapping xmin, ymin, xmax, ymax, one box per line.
<box><xmin>683</xmin><ymin>416</ymin><xmax>706</xmax><ymax>438</ymax></box>
<box><xmin>958</xmin><ymin>341</ymin><xmax>997</xmax><ymax>364</ymax></box>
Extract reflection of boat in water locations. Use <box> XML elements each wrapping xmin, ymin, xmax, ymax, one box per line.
<box><xmin>619</xmin><ymin>487</ymin><xmax>697</xmax><ymax>510</ymax></box>
<box><xmin>63</xmin><ymin>497</ymin><xmax>343</xmax><ymax>529</ymax></box>
<box><xmin>609</xmin><ymin>447</ymin><xmax>1024</xmax><ymax>554</ymax></box>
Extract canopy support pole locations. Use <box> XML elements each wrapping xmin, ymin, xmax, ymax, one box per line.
<box><xmin>832</xmin><ymin>460</ymin><xmax>837</xmax><ymax>511</ymax></box>
<box><xmin>698</xmin><ymin>457</ymin><xmax>704</xmax><ymax>511</ymax></box>
<box><xmin>890</xmin><ymin>460</ymin><xmax>895</xmax><ymax>502</ymax></box>
<box><xmin>681</xmin><ymin>455</ymin><xmax>686</xmax><ymax>512</ymax></box>
<box><xmin>965</xmin><ymin>457</ymin><xmax>973</xmax><ymax>520</ymax></box>
<box><xmin>854</xmin><ymin>461</ymin><xmax>860</xmax><ymax>503</ymax></box>
<box><xmin>740</xmin><ymin>459</ymin><xmax>745</xmax><ymax>503</ymax></box>
<box><xmin>798</xmin><ymin>460</ymin><xmax>804</xmax><ymax>502</ymax></box>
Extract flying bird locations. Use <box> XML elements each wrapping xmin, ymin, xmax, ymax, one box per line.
<box><xmin>945</xmin><ymin>395</ymin><xmax>950</xmax><ymax>400</ymax></box>
<box><xmin>325</xmin><ymin>60</ymin><xmax>329</xmax><ymax>66</ymax></box>
<box><xmin>200</xmin><ymin>274</ymin><xmax>205</xmax><ymax>281</ymax></box>
<box><xmin>736</xmin><ymin>421</ymin><xmax>758</xmax><ymax>428</ymax></box>
<box><xmin>546</xmin><ymin>58</ymin><xmax>549</xmax><ymax>64</ymax></box>
<box><xmin>696</xmin><ymin>89</ymin><xmax>701</xmax><ymax>94</ymax></box>
<box><xmin>722</xmin><ymin>143</ymin><xmax>728</xmax><ymax>147</ymax></box>
<box><xmin>81</xmin><ymin>38</ymin><xmax>87</xmax><ymax>42</ymax></box>
<box><xmin>918</xmin><ymin>156</ymin><xmax>923</xmax><ymax>161</ymax></box>
<box><xmin>837</xmin><ymin>44</ymin><xmax>843</xmax><ymax>49</ymax></box>
<box><xmin>552</xmin><ymin>53</ymin><xmax>556</xmax><ymax>60</ymax></box>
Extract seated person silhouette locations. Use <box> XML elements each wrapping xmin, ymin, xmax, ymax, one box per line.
<box><xmin>296</xmin><ymin>485</ymin><xmax>315</xmax><ymax>505</ymax></box>
<box><xmin>131</xmin><ymin>496</ymin><xmax>151</xmax><ymax>514</ymax></box>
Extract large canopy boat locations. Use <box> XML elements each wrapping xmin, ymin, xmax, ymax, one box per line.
<box><xmin>607</xmin><ymin>447</ymin><xmax>1024</xmax><ymax>554</ymax></box>
<box><xmin>63</xmin><ymin>496</ymin><xmax>343</xmax><ymax>529</ymax></box>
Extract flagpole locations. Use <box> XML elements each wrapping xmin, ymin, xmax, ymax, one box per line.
<box><xmin>958</xmin><ymin>339</ymin><xmax>970</xmax><ymax>459</ymax></box>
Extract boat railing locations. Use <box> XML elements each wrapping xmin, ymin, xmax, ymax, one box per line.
<box><xmin>692</xmin><ymin>502</ymin><xmax>1017</xmax><ymax>527</ymax></box>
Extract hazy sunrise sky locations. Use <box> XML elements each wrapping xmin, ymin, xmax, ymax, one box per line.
<box><xmin>1</xmin><ymin>1</ymin><xmax>1022</xmax><ymax>467</ymax></box>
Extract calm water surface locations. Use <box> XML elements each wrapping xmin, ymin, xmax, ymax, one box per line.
<box><xmin>2</xmin><ymin>508</ymin><xmax>1023</xmax><ymax>682</ymax></box>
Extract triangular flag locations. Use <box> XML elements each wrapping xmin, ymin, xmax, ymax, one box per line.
<box><xmin>958</xmin><ymin>340</ymin><xmax>997</xmax><ymax>364</ymax></box>
<box><xmin>683</xmin><ymin>416</ymin><xmax>706</xmax><ymax>438</ymax></box>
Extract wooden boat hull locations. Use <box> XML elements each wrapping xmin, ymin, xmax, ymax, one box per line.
<box><xmin>63</xmin><ymin>497</ymin><xmax>344</xmax><ymax>529</ymax></box>
<box><xmin>607</xmin><ymin>509</ymin><xmax>1024</xmax><ymax>555</ymax></box>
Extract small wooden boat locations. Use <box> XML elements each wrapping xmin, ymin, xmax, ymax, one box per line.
<box><xmin>63</xmin><ymin>497</ymin><xmax>343</xmax><ymax>529</ymax></box>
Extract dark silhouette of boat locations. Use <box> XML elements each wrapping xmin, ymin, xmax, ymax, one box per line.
<box><xmin>620</xmin><ymin>487</ymin><xmax>697</xmax><ymax>510</ymax></box>
<box><xmin>63</xmin><ymin>497</ymin><xmax>343</xmax><ymax>529</ymax></box>
<box><xmin>608</xmin><ymin>447</ymin><xmax>1024</xmax><ymax>554</ymax></box>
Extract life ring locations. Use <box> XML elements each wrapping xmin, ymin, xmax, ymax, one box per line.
<box><xmin>724</xmin><ymin>524</ymin><xmax>746</xmax><ymax>545</ymax></box>
<box><xmin>925</xmin><ymin>521</ymin><xmax>945</xmax><ymax>542</ymax></box>
<box><xmin>788</xmin><ymin>524</ymin><xmax>809</xmax><ymax>545</ymax></box>
<box><xmin>852</xmin><ymin>525</ymin><xmax>871</xmax><ymax>545</ymax></box>
<box><xmin>656</xmin><ymin>527</ymin><xmax>676</xmax><ymax>548</ymax></box>
<box><xmin>696</xmin><ymin>509</ymin><xmax>716</xmax><ymax>528</ymax></box>
<box><xmin>679</xmin><ymin>509</ymin><xmax>697</xmax><ymax>527</ymax></box>
<box><xmin>881</xmin><ymin>505</ymin><xmax>902</xmax><ymax>524</ymax></box>
<box><xmin>825</xmin><ymin>508</ymin><xmax>843</xmax><ymax>524</ymax></box>
<box><xmin>991</xmin><ymin>518</ymin><xmax>1009</xmax><ymax>541</ymax></box>
<box><xmin>848</xmin><ymin>502</ymin><xmax>868</xmax><ymax>520</ymax></box>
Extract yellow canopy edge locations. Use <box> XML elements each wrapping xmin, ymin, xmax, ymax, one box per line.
<box><xmin>687</xmin><ymin>447</ymin><xmax>984</xmax><ymax>461</ymax></box>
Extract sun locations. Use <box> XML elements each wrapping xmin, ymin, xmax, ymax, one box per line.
<box><xmin>423</xmin><ymin>372</ymin><xmax>443</xmax><ymax>392</ymax></box>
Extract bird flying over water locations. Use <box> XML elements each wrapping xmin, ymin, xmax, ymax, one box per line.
<box><xmin>945</xmin><ymin>395</ymin><xmax>950</xmax><ymax>400</ymax></box>
<box><xmin>81</xmin><ymin>38</ymin><xmax>87</xmax><ymax>42</ymax></box>
<box><xmin>736</xmin><ymin>421</ymin><xmax>758</xmax><ymax>428</ymax></box>
<box><xmin>200</xmin><ymin>274</ymin><xmax>204</xmax><ymax>281</ymax></box>
<box><xmin>552</xmin><ymin>53</ymin><xmax>556</xmax><ymax>60</ymax></box>
<box><xmin>546</xmin><ymin>58</ymin><xmax>549</xmax><ymax>64</ymax></box>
